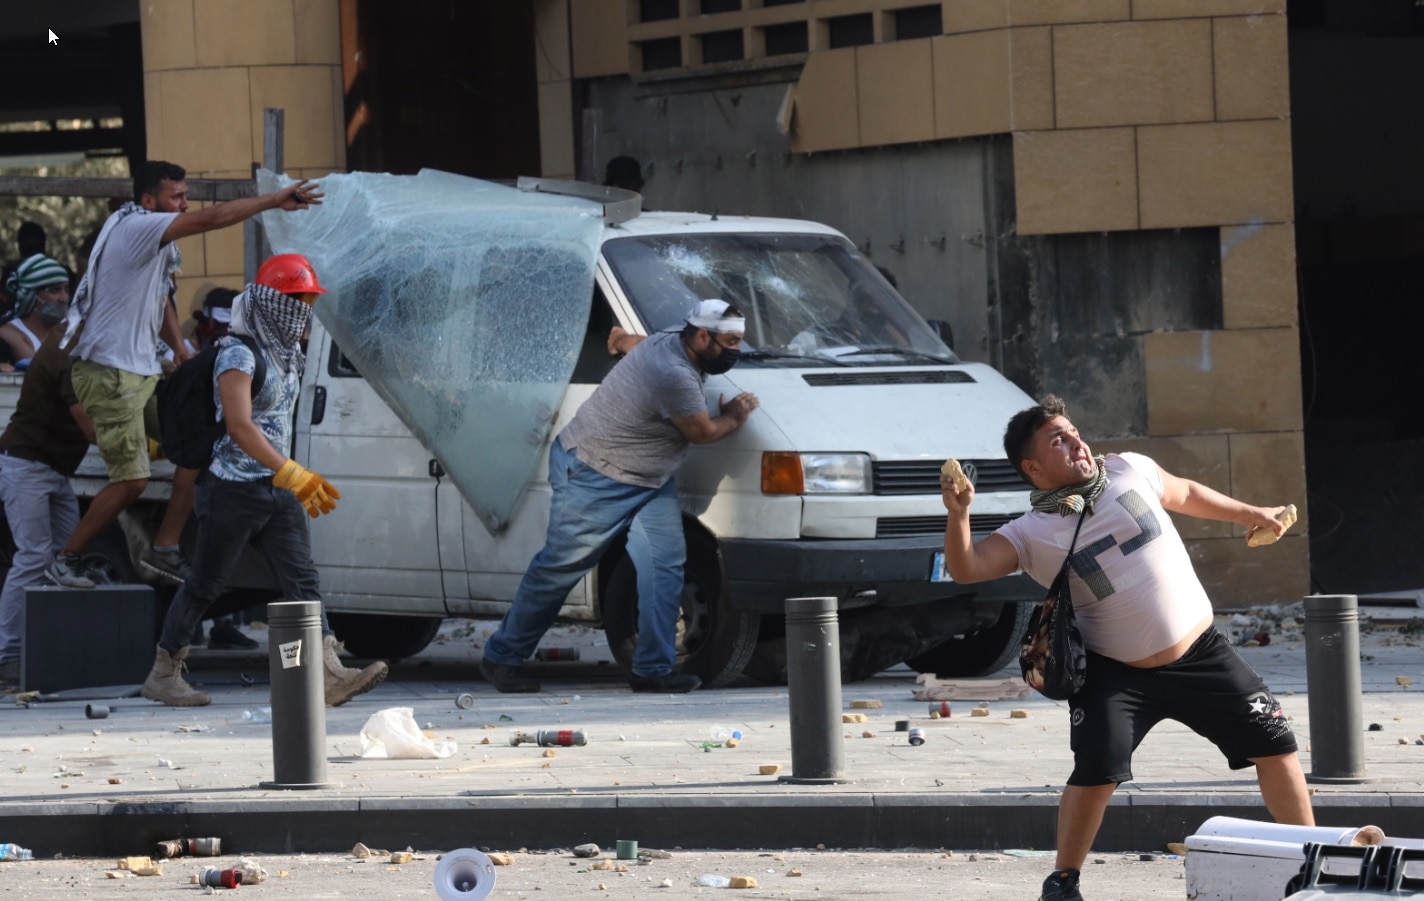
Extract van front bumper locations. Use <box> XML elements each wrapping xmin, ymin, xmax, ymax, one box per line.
<box><xmin>717</xmin><ymin>535</ymin><xmax>1038</xmax><ymax>614</ymax></box>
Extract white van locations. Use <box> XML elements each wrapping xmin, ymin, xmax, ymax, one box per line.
<box><xmin>0</xmin><ymin>187</ymin><xmax>1039</xmax><ymax>687</ymax></box>
<box><xmin>292</xmin><ymin>202</ymin><xmax>1040</xmax><ymax>686</ymax></box>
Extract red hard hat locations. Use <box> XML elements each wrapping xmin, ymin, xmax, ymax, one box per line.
<box><xmin>255</xmin><ymin>253</ymin><xmax>327</xmax><ymax>296</ymax></box>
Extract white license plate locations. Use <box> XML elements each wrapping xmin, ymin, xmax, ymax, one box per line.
<box><xmin>930</xmin><ymin>553</ymin><xmax>955</xmax><ymax>583</ymax></box>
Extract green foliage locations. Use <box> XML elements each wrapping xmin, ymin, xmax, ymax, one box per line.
<box><xmin>0</xmin><ymin>157</ymin><xmax>129</xmax><ymax>272</ymax></box>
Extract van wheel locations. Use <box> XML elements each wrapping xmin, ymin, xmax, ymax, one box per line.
<box><xmin>602</xmin><ymin>530</ymin><xmax>758</xmax><ymax>688</ymax></box>
<box><xmin>326</xmin><ymin>613</ymin><xmax>441</xmax><ymax>660</ymax></box>
<box><xmin>905</xmin><ymin>601</ymin><xmax>1033</xmax><ymax>678</ymax></box>
<box><xmin>80</xmin><ymin>526</ymin><xmax>141</xmax><ymax>585</ymax></box>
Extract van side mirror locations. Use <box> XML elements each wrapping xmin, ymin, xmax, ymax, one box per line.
<box><xmin>927</xmin><ymin>319</ymin><xmax>955</xmax><ymax>350</ymax></box>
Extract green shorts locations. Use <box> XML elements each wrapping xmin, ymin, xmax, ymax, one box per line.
<box><xmin>70</xmin><ymin>359</ymin><xmax>160</xmax><ymax>483</ymax></box>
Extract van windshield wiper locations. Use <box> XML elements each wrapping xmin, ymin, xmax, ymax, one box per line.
<box><xmin>834</xmin><ymin>346</ymin><xmax>958</xmax><ymax>364</ymax></box>
<box><xmin>741</xmin><ymin>348</ymin><xmax>854</xmax><ymax>367</ymax></box>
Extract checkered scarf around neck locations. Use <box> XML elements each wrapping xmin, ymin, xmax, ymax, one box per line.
<box><xmin>1029</xmin><ymin>454</ymin><xmax>1108</xmax><ymax>515</ymax></box>
<box><xmin>229</xmin><ymin>282</ymin><xmax>311</xmax><ymax>376</ymax></box>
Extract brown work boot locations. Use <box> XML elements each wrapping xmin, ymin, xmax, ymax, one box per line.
<box><xmin>322</xmin><ymin>635</ymin><xmax>387</xmax><ymax>707</ymax></box>
<box><xmin>141</xmin><ymin>645</ymin><xmax>211</xmax><ymax>707</ymax></box>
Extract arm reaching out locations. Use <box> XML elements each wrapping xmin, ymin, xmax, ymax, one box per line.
<box><xmin>1157</xmin><ymin>465</ymin><xmax>1294</xmax><ymax>545</ymax></box>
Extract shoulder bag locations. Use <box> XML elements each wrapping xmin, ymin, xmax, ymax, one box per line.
<box><xmin>1018</xmin><ymin>509</ymin><xmax>1089</xmax><ymax>700</ymax></box>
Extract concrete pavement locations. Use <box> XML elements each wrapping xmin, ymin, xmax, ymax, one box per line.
<box><xmin>1</xmin><ymin>608</ymin><xmax>1423</xmax><ymax>858</ymax></box>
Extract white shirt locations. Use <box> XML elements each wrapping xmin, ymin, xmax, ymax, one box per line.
<box><xmin>67</xmin><ymin>208</ymin><xmax>179</xmax><ymax>376</ymax></box>
<box><xmin>996</xmin><ymin>452</ymin><xmax>1213</xmax><ymax>663</ymax></box>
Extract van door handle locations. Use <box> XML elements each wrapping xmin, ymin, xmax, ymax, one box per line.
<box><xmin>310</xmin><ymin>386</ymin><xmax>326</xmax><ymax>425</ymax></box>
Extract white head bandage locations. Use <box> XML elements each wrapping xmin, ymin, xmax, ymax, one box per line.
<box><xmin>686</xmin><ymin>299</ymin><xmax>746</xmax><ymax>333</ymax></box>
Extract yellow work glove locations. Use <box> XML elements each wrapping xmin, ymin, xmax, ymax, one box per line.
<box><xmin>273</xmin><ymin>459</ymin><xmax>341</xmax><ymax>518</ymax></box>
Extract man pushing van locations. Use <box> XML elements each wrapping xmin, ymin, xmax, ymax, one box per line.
<box><xmin>479</xmin><ymin>299</ymin><xmax>759</xmax><ymax>694</ymax></box>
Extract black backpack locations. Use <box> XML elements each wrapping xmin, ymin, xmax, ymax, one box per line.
<box><xmin>156</xmin><ymin>334</ymin><xmax>267</xmax><ymax>469</ymax></box>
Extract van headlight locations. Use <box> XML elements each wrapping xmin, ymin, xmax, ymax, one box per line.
<box><xmin>761</xmin><ymin>452</ymin><xmax>871</xmax><ymax>495</ymax></box>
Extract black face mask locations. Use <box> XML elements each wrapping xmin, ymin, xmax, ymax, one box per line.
<box><xmin>698</xmin><ymin>342</ymin><xmax>740</xmax><ymax>375</ymax></box>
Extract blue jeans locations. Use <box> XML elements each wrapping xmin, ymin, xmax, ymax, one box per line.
<box><xmin>158</xmin><ymin>474</ymin><xmax>333</xmax><ymax>654</ymax></box>
<box><xmin>483</xmin><ymin>439</ymin><xmax>686</xmax><ymax>678</ymax></box>
<box><xmin>0</xmin><ymin>455</ymin><xmax>81</xmax><ymax>663</ymax></box>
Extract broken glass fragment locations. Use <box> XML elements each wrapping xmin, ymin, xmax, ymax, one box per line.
<box><xmin>257</xmin><ymin>168</ymin><xmax>603</xmax><ymax>532</ymax></box>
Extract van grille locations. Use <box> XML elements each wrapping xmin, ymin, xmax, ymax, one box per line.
<box><xmin>872</xmin><ymin>459</ymin><xmax>1027</xmax><ymax>496</ymax></box>
<box><xmin>876</xmin><ymin>513</ymin><xmax>1017</xmax><ymax>538</ymax></box>
<box><xmin>802</xmin><ymin>370</ymin><xmax>976</xmax><ymax>387</ymax></box>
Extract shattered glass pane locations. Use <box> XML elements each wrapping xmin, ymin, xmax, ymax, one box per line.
<box><xmin>257</xmin><ymin>169</ymin><xmax>604</xmax><ymax>533</ymax></box>
<box><xmin>602</xmin><ymin>233</ymin><xmax>956</xmax><ymax>367</ymax></box>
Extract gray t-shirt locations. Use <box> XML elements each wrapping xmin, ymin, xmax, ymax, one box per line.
<box><xmin>68</xmin><ymin>208</ymin><xmax>180</xmax><ymax>376</ymax></box>
<box><xmin>558</xmin><ymin>329</ymin><xmax>706</xmax><ymax>488</ymax></box>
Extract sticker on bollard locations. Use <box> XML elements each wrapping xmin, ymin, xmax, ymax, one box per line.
<box><xmin>278</xmin><ymin>639</ymin><xmax>303</xmax><ymax>669</ymax></box>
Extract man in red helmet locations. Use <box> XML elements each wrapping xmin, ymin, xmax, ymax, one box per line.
<box><xmin>143</xmin><ymin>254</ymin><xmax>388</xmax><ymax>707</ymax></box>
<box><xmin>49</xmin><ymin>161</ymin><xmax>322</xmax><ymax>589</ymax></box>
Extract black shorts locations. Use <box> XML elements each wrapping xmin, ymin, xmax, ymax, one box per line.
<box><xmin>1066</xmin><ymin>627</ymin><xmax>1298</xmax><ymax>786</ymax></box>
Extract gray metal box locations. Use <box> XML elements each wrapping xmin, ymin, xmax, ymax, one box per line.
<box><xmin>21</xmin><ymin>584</ymin><xmax>158</xmax><ymax>693</ymax></box>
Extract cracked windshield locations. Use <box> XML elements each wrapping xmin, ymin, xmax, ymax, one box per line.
<box><xmin>602</xmin><ymin>232</ymin><xmax>957</xmax><ymax>366</ymax></box>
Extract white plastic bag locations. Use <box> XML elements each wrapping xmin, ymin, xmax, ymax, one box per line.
<box><xmin>358</xmin><ymin>707</ymin><xmax>457</xmax><ymax>759</ymax></box>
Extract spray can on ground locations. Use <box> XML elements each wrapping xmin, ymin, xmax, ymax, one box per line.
<box><xmin>928</xmin><ymin>701</ymin><xmax>951</xmax><ymax>718</ymax></box>
<box><xmin>534</xmin><ymin>647</ymin><xmax>580</xmax><ymax>662</ymax></box>
<box><xmin>510</xmin><ymin>729</ymin><xmax>588</xmax><ymax>747</ymax></box>
<box><xmin>908</xmin><ymin>727</ymin><xmax>926</xmax><ymax>746</ymax></box>
<box><xmin>154</xmin><ymin>837</ymin><xmax>221</xmax><ymax>858</ymax></box>
<box><xmin>197</xmin><ymin>867</ymin><xmax>242</xmax><ymax>888</ymax></box>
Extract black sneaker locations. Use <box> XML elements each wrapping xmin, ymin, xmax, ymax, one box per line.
<box><xmin>140</xmin><ymin>546</ymin><xmax>190</xmax><ymax>584</ymax></box>
<box><xmin>1039</xmin><ymin>868</ymin><xmax>1084</xmax><ymax>901</ymax></box>
<box><xmin>479</xmin><ymin>658</ymin><xmax>540</xmax><ymax>693</ymax></box>
<box><xmin>208</xmin><ymin>621</ymin><xmax>259</xmax><ymax>650</ymax></box>
<box><xmin>629</xmin><ymin>672</ymin><xmax>702</xmax><ymax>693</ymax></box>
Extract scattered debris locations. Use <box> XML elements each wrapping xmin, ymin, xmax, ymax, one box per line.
<box><xmin>639</xmin><ymin>849</ymin><xmax>673</xmax><ymax>860</ymax></box>
<box><xmin>352</xmin><ymin>842</ymin><xmax>390</xmax><ymax>859</ymax></box>
<box><xmin>390</xmin><ymin>851</ymin><xmax>413</xmax><ymax>864</ymax></box>
<box><xmin>841</xmin><ymin>713</ymin><xmax>868</xmax><ymax>723</ymax></box>
<box><xmin>116</xmin><ymin>856</ymin><xmax>161</xmax><ymax>876</ymax></box>
<box><xmin>1010</xmin><ymin>709</ymin><xmax>1029</xmax><ymax>719</ymax></box>
<box><xmin>729</xmin><ymin>875</ymin><xmax>758</xmax><ymax>888</ymax></box>
<box><xmin>970</xmin><ymin>708</ymin><xmax>990</xmax><ymax>718</ymax></box>
<box><xmin>849</xmin><ymin>699</ymin><xmax>882</xmax><ymax>709</ymax></box>
<box><xmin>862</xmin><ymin>730</ymin><xmax>876</xmax><ymax>738</ymax></box>
<box><xmin>758</xmin><ymin>764</ymin><xmax>782</xmax><ymax>776</ymax></box>
<box><xmin>787</xmin><ymin>867</ymin><xmax>803</xmax><ymax>876</ymax></box>
<box><xmin>1398</xmin><ymin>676</ymin><xmax>1413</xmax><ymax>689</ymax></box>
<box><xmin>488</xmin><ymin>852</ymin><xmax>514</xmax><ymax>866</ymax></box>
<box><xmin>573</xmin><ymin>843</ymin><xmax>601</xmax><ymax>858</ymax></box>
<box><xmin>1166</xmin><ymin>842</ymin><xmax>1188</xmax><ymax>855</ymax></box>
<box><xmin>915</xmin><ymin>675</ymin><xmax>1031</xmax><ymax>701</ymax></box>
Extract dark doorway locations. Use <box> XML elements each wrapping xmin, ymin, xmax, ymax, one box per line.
<box><xmin>342</xmin><ymin>0</ymin><xmax>541</xmax><ymax>179</ymax></box>
<box><xmin>1289</xmin><ymin>0</ymin><xmax>1424</xmax><ymax>594</ymax></box>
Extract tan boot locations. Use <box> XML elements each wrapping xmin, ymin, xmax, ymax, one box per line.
<box><xmin>141</xmin><ymin>645</ymin><xmax>211</xmax><ymax>707</ymax></box>
<box><xmin>322</xmin><ymin>635</ymin><xmax>387</xmax><ymax>707</ymax></box>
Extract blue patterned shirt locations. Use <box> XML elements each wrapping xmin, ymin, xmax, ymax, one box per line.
<box><xmin>208</xmin><ymin>337</ymin><xmax>299</xmax><ymax>481</ymax></box>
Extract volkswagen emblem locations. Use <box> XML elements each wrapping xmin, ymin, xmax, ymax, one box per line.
<box><xmin>960</xmin><ymin>462</ymin><xmax>977</xmax><ymax>486</ymax></box>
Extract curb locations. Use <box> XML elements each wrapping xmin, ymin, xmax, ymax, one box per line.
<box><xmin>2</xmin><ymin>794</ymin><xmax>1418</xmax><ymax>857</ymax></box>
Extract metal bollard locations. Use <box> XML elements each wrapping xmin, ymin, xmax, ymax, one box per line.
<box><xmin>260</xmin><ymin>601</ymin><xmax>333</xmax><ymax>789</ymax></box>
<box><xmin>780</xmin><ymin>596</ymin><xmax>849</xmax><ymax>784</ymax></box>
<box><xmin>1303</xmin><ymin>594</ymin><xmax>1374</xmax><ymax>784</ymax></box>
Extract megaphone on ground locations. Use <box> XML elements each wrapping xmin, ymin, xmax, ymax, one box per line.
<box><xmin>433</xmin><ymin>847</ymin><xmax>497</xmax><ymax>901</ymax></box>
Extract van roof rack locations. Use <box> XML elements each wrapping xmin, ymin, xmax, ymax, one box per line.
<box><xmin>516</xmin><ymin>176</ymin><xmax>642</xmax><ymax>226</ymax></box>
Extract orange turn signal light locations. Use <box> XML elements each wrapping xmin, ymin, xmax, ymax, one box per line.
<box><xmin>761</xmin><ymin>452</ymin><xmax>804</xmax><ymax>495</ymax></box>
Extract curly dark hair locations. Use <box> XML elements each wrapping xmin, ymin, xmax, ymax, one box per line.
<box><xmin>1004</xmin><ymin>394</ymin><xmax>1068</xmax><ymax>478</ymax></box>
<box><xmin>133</xmin><ymin>161</ymin><xmax>187</xmax><ymax>203</ymax></box>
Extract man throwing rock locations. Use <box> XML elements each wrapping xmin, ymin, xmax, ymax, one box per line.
<box><xmin>940</xmin><ymin>395</ymin><xmax>1312</xmax><ymax>901</ymax></box>
<box><xmin>480</xmin><ymin>299</ymin><xmax>758</xmax><ymax>694</ymax></box>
